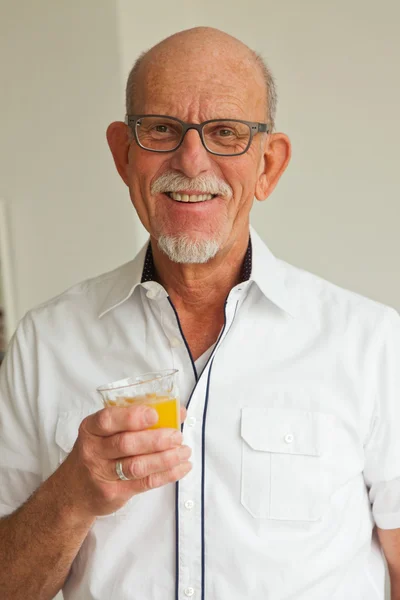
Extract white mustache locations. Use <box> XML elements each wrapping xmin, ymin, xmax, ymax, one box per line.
<box><xmin>151</xmin><ymin>172</ymin><xmax>233</xmax><ymax>198</ymax></box>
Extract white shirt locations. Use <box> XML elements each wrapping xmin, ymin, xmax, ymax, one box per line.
<box><xmin>0</xmin><ymin>228</ymin><xmax>399</xmax><ymax>600</ymax></box>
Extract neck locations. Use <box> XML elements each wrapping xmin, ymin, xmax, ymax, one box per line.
<box><xmin>150</xmin><ymin>230</ymin><xmax>250</xmax><ymax>316</ymax></box>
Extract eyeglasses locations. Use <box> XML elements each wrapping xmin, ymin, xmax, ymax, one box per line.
<box><xmin>125</xmin><ymin>114</ymin><xmax>269</xmax><ymax>157</ymax></box>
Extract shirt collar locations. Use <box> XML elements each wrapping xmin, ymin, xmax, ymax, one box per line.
<box><xmin>248</xmin><ymin>226</ymin><xmax>297</xmax><ymax>318</ymax></box>
<box><xmin>97</xmin><ymin>244</ymin><xmax>148</xmax><ymax>318</ymax></box>
<box><xmin>98</xmin><ymin>227</ymin><xmax>297</xmax><ymax>318</ymax></box>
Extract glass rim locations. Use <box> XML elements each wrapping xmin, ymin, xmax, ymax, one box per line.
<box><xmin>135</xmin><ymin>116</ymin><xmax>252</xmax><ymax>127</ymax></box>
<box><xmin>137</xmin><ymin>140</ymin><xmax>250</xmax><ymax>156</ymax></box>
<box><xmin>97</xmin><ymin>369</ymin><xmax>178</xmax><ymax>393</ymax></box>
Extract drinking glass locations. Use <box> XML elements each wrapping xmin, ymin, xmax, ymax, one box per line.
<box><xmin>97</xmin><ymin>369</ymin><xmax>180</xmax><ymax>430</ymax></box>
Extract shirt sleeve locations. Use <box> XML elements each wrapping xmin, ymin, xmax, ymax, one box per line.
<box><xmin>363</xmin><ymin>307</ymin><xmax>400</xmax><ymax>530</ymax></box>
<box><xmin>0</xmin><ymin>313</ymin><xmax>42</xmax><ymax>517</ymax></box>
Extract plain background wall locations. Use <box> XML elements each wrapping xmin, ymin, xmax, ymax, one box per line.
<box><xmin>1</xmin><ymin>1</ymin><xmax>399</xmax><ymax>598</ymax></box>
<box><xmin>0</xmin><ymin>0</ymin><xmax>136</xmax><ymax>326</ymax></box>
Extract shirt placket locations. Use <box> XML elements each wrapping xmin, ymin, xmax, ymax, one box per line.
<box><xmin>177</xmin><ymin>288</ymin><xmax>244</xmax><ymax>600</ymax></box>
<box><xmin>146</xmin><ymin>292</ymin><xmax>202</xmax><ymax>598</ymax></box>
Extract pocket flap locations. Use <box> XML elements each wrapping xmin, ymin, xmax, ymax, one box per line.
<box><xmin>241</xmin><ymin>407</ymin><xmax>321</xmax><ymax>457</ymax></box>
<box><xmin>55</xmin><ymin>410</ymin><xmax>88</xmax><ymax>453</ymax></box>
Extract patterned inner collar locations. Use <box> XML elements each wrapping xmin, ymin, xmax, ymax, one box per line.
<box><xmin>141</xmin><ymin>237</ymin><xmax>252</xmax><ymax>284</ymax></box>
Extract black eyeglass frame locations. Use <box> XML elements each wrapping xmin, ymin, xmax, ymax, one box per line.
<box><xmin>125</xmin><ymin>114</ymin><xmax>269</xmax><ymax>157</ymax></box>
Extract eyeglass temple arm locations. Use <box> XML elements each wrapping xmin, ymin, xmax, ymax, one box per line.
<box><xmin>252</xmin><ymin>123</ymin><xmax>269</xmax><ymax>133</ymax></box>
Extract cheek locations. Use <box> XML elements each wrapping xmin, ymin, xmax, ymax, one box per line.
<box><xmin>125</xmin><ymin>169</ymin><xmax>154</xmax><ymax>232</ymax></box>
<box><xmin>222</xmin><ymin>148</ymin><xmax>260</xmax><ymax>183</ymax></box>
<box><xmin>223</xmin><ymin>162</ymin><xmax>259</xmax><ymax>202</ymax></box>
<box><xmin>128</xmin><ymin>151</ymin><xmax>172</xmax><ymax>196</ymax></box>
<box><xmin>126</xmin><ymin>156</ymin><xmax>155</xmax><ymax>207</ymax></box>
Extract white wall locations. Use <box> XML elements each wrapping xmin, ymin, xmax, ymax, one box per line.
<box><xmin>0</xmin><ymin>0</ymin><xmax>136</xmax><ymax>326</ymax></box>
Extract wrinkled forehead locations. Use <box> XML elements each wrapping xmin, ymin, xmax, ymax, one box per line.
<box><xmin>134</xmin><ymin>47</ymin><xmax>266</xmax><ymax>121</ymax></box>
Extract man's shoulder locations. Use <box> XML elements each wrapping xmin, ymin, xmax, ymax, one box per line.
<box><xmin>250</xmin><ymin>228</ymin><xmax>397</xmax><ymax>326</ymax></box>
<box><xmin>27</xmin><ymin>258</ymin><xmax>139</xmax><ymax>326</ymax></box>
<box><xmin>280</xmin><ymin>258</ymin><xmax>398</xmax><ymax>327</ymax></box>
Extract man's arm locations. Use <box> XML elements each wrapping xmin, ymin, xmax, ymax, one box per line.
<box><xmin>377</xmin><ymin>527</ymin><xmax>400</xmax><ymax>600</ymax></box>
<box><xmin>0</xmin><ymin>463</ymin><xmax>95</xmax><ymax>600</ymax></box>
<box><xmin>0</xmin><ymin>404</ymin><xmax>191</xmax><ymax>600</ymax></box>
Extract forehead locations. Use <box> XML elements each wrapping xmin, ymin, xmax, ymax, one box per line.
<box><xmin>135</xmin><ymin>51</ymin><xmax>266</xmax><ymax>122</ymax></box>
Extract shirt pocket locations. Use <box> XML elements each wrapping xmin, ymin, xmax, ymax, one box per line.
<box><xmin>241</xmin><ymin>407</ymin><xmax>329</xmax><ymax>521</ymax></box>
<box><xmin>55</xmin><ymin>409</ymin><xmax>88</xmax><ymax>464</ymax></box>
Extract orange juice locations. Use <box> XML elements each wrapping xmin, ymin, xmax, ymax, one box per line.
<box><xmin>146</xmin><ymin>397</ymin><xmax>179</xmax><ymax>430</ymax></box>
<box><xmin>105</xmin><ymin>393</ymin><xmax>179</xmax><ymax>429</ymax></box>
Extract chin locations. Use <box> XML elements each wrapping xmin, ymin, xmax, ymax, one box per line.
<box><xmin>157</xmin><ymin>234</ymin><xmax>221</xmax><ymax>264</ymax></box>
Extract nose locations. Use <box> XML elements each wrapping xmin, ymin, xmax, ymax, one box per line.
<box><xmin>169</xmin><ymin>128</ymin><xmax>213</xmax><ymax>178</ymax></box>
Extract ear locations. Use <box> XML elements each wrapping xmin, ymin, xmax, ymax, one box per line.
<box><xmin>255</xmin><ymin>133</ymin><xmax>291</xmax><ymax>201</ymax></box>
<box><xmin>106</xmin><ymin>121</ymin><xmax>131</xmax><ymax>186</ymax></box>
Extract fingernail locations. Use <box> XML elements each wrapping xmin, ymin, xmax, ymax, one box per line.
<box><xmin>145</xmin><ymin>407</ymin><xmax>158</xmax><ymax>425</ymax></box>
<box><xmin>178</xmin><ymin>445</ymin><xmax>192</xmax><ymax>460</ymax></box>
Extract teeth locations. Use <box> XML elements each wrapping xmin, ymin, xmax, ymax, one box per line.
<box><xmin>169</xmin><ymin>192</ymin><xmax>214</xmax><ymax>203</ymax></box>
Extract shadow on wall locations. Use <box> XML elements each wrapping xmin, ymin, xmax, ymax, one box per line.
<box><xmin>0</xmin><ymin>307</ymin><xmax>4</xmax><ymax>364</ymax></box>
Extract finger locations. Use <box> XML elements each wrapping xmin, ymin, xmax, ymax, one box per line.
<box><xmin>137</xmin><ymin>461</ymin><xmax>192</xmax><ymax>492</ymax></box>
<box><xmin>99</xmin><ymin>428</ymin><xmax>183</xmax><ymax>460</ymax></box>
<box><xmin>180</xmin><ymin>406</ymin><xmax>187</xmax><ymax>424</ymax></box>
<box><xmin>114</xmin><ymin>445</ymin><xmax>192</xmax><ymax>481</ymax></box>
<box><xmin>83</xmin><ymin>405</ymin><xmax>159</xmax><ymax>437</ymax></box>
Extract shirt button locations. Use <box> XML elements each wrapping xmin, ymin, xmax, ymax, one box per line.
<box><xmin>187</xmin><ymin>417</ymin><xmax>196</xmax><ymax>427</ymax></box>
<box><xmin>184</xmin><ymin>588</ymin><xmax>195</xmax><ymax>597</ymax></box>
<box><xmin>284</xmin><ymin>433</ymin><xmax>294</xmax><ymax>444</ymax></box>
<box><xmin>184</xmin><ymin>500</ymin><xmax>194</xmax><ymax>510</ymax></box>
<box><xmin>170</xmin><ymin>337</ymin><xmax>182</xmax><ymax>348</ymax></box>
<box><xmin>146</xmin><ymin>289</ymin><xmax>158</xmax><ymax>299</ymax></box>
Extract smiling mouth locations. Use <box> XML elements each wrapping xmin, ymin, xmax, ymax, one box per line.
<box><xmin>165</xmin><ymin>192</ymin><xmax>217</xmax><ymax>203</ymax></box>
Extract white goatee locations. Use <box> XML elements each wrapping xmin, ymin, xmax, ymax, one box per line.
<box><xmin>157</xmin><ymin>235</ymin><xmax>220</xmax><ymax>264</ymax></box>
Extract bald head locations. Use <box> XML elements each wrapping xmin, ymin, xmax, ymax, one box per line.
<box><xmin>126</xmin><ymin>27</ymin><xmax>277</xmax><ymax>130</ymax></box>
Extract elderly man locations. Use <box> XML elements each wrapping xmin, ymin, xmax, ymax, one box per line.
<box><xmin>0</xmin><ymin>26</ymin><xmax>399</xmax><ymax>600</ymax></box>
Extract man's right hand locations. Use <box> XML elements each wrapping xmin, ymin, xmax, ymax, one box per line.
<box><xmin>60</xmin><ymin>404</ymin><xmax>192</xmax><ymax>518</ymax></box>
